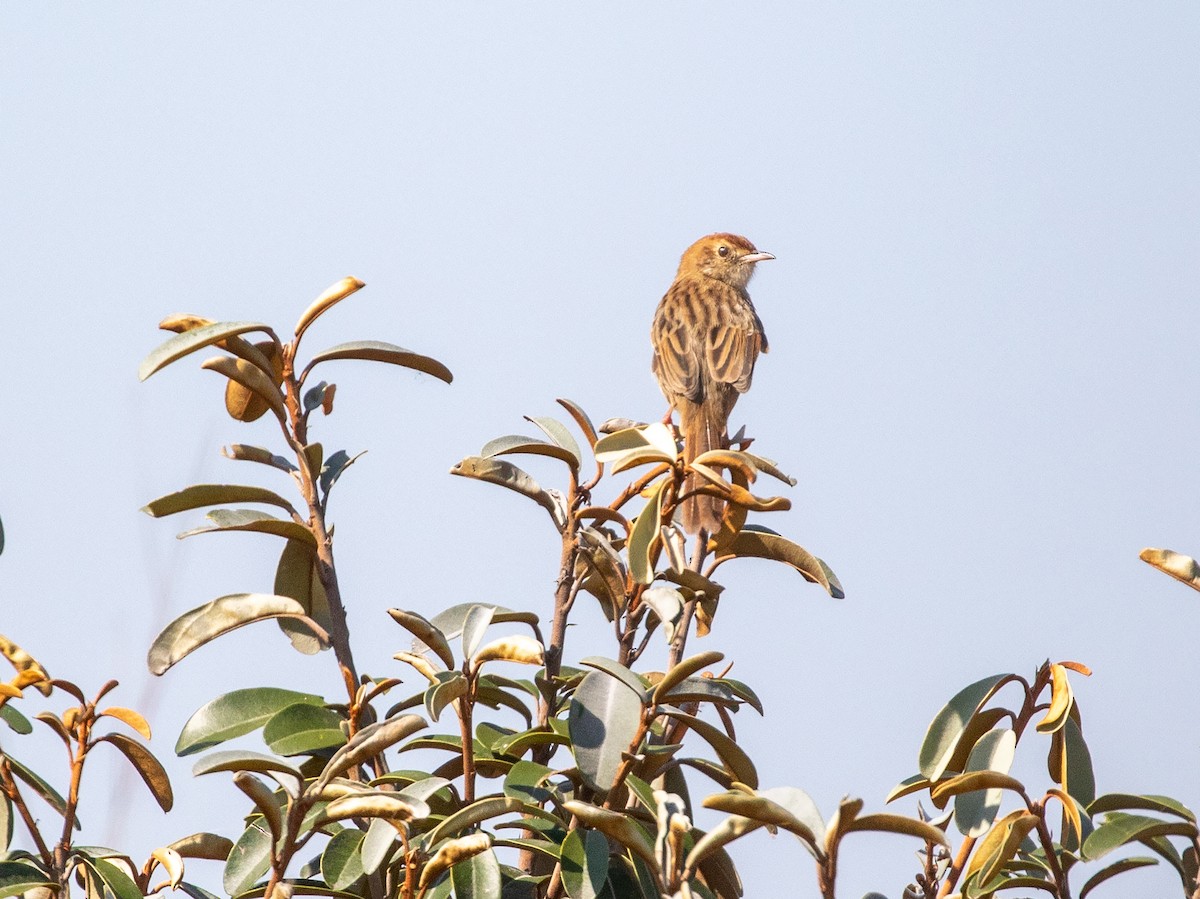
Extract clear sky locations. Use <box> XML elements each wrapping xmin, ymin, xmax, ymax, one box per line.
<box><xmin>2</xmin><ymin>4</ymin><xmax>1199</xmax><ymax>897</ymax></box>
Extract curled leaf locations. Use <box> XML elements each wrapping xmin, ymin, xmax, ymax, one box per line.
<box><xmin>1036</xmin><ymin>663</ymin><xmax>1074</xmax><ymax>734</ymax></box>
<box><xmin>471</xmin><ymin>636</ymin><xmax>545</xmax><ymax>671</ymax></box>
<box><xmin>319</xmin><ymin>792</ymin><xmax>425</xmax><ymax>825</ymax></box>
<box><xmin>201</xmin><ymin>355</ymin><xmax>287</xmax><ymax>424</ymax></box>
<box><xmin>294</xmin><ymin>277</ymin><xmax>366</xmax><ymax>342</ymax></box>
<box><xmin>388</xmin><ymin>609</ymin><xmax>456</xmax><ymax>670</ymax></box>
<box><xmin>419</xmin><ymin>832</ymin><xmax>491</xmax><ymax>890</ymax></box>
<box><xmin>1139</xmin><ymin>547</ymin><xmax>1200</xmax><ymax>592</ymax></box>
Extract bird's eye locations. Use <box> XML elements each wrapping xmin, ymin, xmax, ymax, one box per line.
<box><xmin>717</xmin><ymin>246</ymin><xmax>729</xmax><ymax>257</ymax></box>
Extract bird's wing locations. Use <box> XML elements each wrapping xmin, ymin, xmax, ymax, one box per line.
<box><xmin>706</xmin><ymin>296</ymin><xmax>764</xmax><ymax>394</ymax></box>
<box><xmin>651</xmin><ymin>295</ymin><xmax>702</xmax><ymax>403</ymax></box>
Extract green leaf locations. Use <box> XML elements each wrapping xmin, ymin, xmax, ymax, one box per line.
<box><xmin>1079</xmin><ymin>856</ymin><xmax>1158</xmax><ymax>898</ymax></box>
<box><xmin>321</xmin><ymin>828</ymin><xmax>366</xmax><ymax>891</ymax></box>
<box><xmin>430</xmin><ymin>603</ymin><xmax>539</xmax><ymax>642</ymax></box>
<box><xmin>227</xmin><ymin>880</ymin><xmax>368</xmax><ymax>899</ymax></box>
<box><xmin>954</xmin><ymin>728</ymin><xmax>1017</xmax><ymax>838</ymax></box>
<box><xmin>148</xmin><ymin>593</ymin><xmax>324</xmax><ymax>675</ymax></box>
<box><xmin>263</xmin><ymin>704</ymin><xmax>346</xmax><ymax>756</ymax></box>
<box><xmin>569</xmin><ymin>670</ymin><xmax>644</xmax><ymax>795</ymax></box>
<box><xmin>659</xmin><ymin>677</ymin><xmax>740</xmax><ymax>709</ymax></box>
<box><xmin>0</xmin><ymin>861</ymin><xmax>54</xmax><ymax>898</ymax></box>
<box><xmin>659</xmin><ymin>708</ymin><xmax>757</xmax><ymax>788</ymax></box>
<box><xmin>1083</xmin><ymin>812</ymin><xmax>1198</xmax><ymax>861</ymax></box>
<box><xmin>712</xmin><ymin>526</ymin><xmax>844</xmax><ymax>598</ymax></box>
<box><xmin>918</xmin><ymin>673</ymin><xmax>1019</xmax><ymax>781</ymax></box>
<box><xmin>451</xmin><ymin>456</ymin><xmax>566</xmax><ymax>530</ymax></box>
<box><xmin>563</xmin><ymin>802</ymin><xmax>658</xmax><ymax>871</ymax></box>
<box><xmin>84</xmin><ymin>857</ymin><xmax>143</xmax><ymax>899</ymax></box>
<box><xmin>274</xmin><ymin>539</ymin><xmax>331</xmax><ymax>656</ymax></box>
<box><xmin>579</xmin><ymin>656</ymin><xmax>648</xmax><ymax>702</ymax></box>
<box><xmin>303</xmin><ymin>340</ymin><xmax>453</xmax><ymax>384</ymax></box>
<box><xmin>303</xmin><ymin>380</ymin><xmax>330</xmax><ymax>413</ymax></box>
<box><xmin>482</xmin><ymin>434</ymin><xmax>579</xmax><ymax>469</ymax></box>
<box><xmin>451</xmin><ymin>847</ymin><xmax>502</xmax><ymax>899</ymax></box>
<box><xmin>492</xmin><ymin>727</ymin><xmax>571</xmax><ymax>760</ymax></box>
<box><xmin>653</xmin><ymin>651</ymin><xmax>725</xmax><ymax>704</ymax></box>
<box><xmin>1148</xmin><ymin>834</ymin><xmax>1192</xmax><ymax>887</ymax></box>
<box><xmin>628</xmin><ymin>481</ymin><xmax>667</xmax><ymax>585</ymax></box>
<box><xmin>176</xmin><ymin>688</ymin><xmax>324</xmax><ymax>756</ymax></box>
<box><xmin>462</xmin><ymin>605</ymin><xmax>496</xmax><ymax>661</ymax></box>
<box><xmin>526</xmin><ymin>415</ymin><xmax>583</xmax><ymax>468</ymax></box>
<box><xmin>98</xmin><ymin>733</ymin><xmax>174</xmax><ymax>811</ymax></box>
<box><xmin>361</xmin><ymin>817</ymin><xmax>401</xmax><ymax>876</ymax></box>
<box><xmin>424</xmin><ymin>672</ymin><xmax>469</xmax><ymax>723</ymax></box>
<box><xmin>177</xmin><ymin>508</ymin><xmax>316</xmax><ymax>546</ymax></box>
<box><xmin>139</xmin><ymin>321</ymin><xmax>276</xmax><ymax>381</ymax></box>
<box><xmin>503</xmin><ymin>761</ymin><xmax>556</xmax><ymax>805</ymax></box>
<box><xmin>192</xmin><ymin>749</ymin><xmax>303</xmax><ymax>780</ymax></box>
<box><xmin>320</xmin><ymin>449</ymin><xmax>363</xmax><ymax>496</ymax></box>
<box><xmin>474</xmin><ymin>677</ymin><xmax>536</xmax><ymax>724</ymax></box>
<box><xmin>1062</xmin><ymin>716</ymin><xmax>1096</xmax><ymax>805</ymax></box>
<box><xmin>6</xmin><ymin>754</ymin><xmax>75</xmax><ymax>825</ymax></box>
<box><xmin>0</xmin><ymin>705</ymin><xmax>31</xmax><ymax>735</ymax></box>
<box><xmin>317</xmin><ymin>715</ymin><xmax>427</xmax><ymax>786</ymax></box>
<box><xmin>425</xmin><ymin>796</ymin><xmax>557</xmax><ymax>848</ymax></box>
<box><xmin>1087</xmin><ymin>793</ymin><xmax>1196</xmax><ymax>823</ymax></box>
<box><xmin>141</xmin><ymin>484</ymin><xmax>296</xmax><ymax>518</ymax></box>
<box><xmin>176</xmin><ymin>885</ymin><xmax>224</xmax><ymax>899</ymax></box>
<box><xmin>684</xmin><ymin>814</ymin><xmax>764</xmax><ymax>874</ymax></box>
<box><xmin>561</xmin><ymin>828</ymin><xmax>609</xmax><ymax>899</ymax></box>
<box><xmin>223</xmin><ymin>821</ymin><xmax>273</xmax><ymax>896</ymax></box>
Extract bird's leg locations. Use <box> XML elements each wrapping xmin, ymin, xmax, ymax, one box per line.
<box><xmin>660</xmin><ymin>403</ymin><xmax>676</xmax><ymax>426</ymax></box>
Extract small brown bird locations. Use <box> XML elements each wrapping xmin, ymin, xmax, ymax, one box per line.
<box><xmin>651</xmin><ymin>233</ymin><xmax>774</xmax><ymax>534</ymax></box>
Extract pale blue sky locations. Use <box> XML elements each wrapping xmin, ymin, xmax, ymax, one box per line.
<box><xmin>3</xmin><ymin>5</ymin><xmax>1199</xmax><ymax>896</ymax></box>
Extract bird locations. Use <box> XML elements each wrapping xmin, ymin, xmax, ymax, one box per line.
<box><xmin>650</xmin><ymin>233</ymin><xmax>774</xmax><ymax>534</ymax></box>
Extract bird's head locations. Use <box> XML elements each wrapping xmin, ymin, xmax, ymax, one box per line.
<box><xmin>677</xmin><ymin>233</ymin><xmax>774</xmax><ymax>289</ymax></box>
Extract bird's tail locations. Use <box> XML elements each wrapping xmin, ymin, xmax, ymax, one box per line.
<box><xmin>680</xmin><ymin>398</ymin><xmax>725</xmax><ymax>535</ymax></box>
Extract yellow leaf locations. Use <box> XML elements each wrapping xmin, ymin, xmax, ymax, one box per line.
<box><xmin>1036</xmin><ymin>663</ymin><xmax>1073</xmax><ymax>734</ymax></box>
<box><xmin>294</xmin><ymin>277</ymin><xmax>365</xmax><ymax>342</ymax></box>
<box><xmin>101</xmin><ymin>706</ymin><xmax>152</xmax><ymax>740</ymax></box>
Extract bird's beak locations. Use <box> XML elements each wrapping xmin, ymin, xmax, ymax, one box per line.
<box><xmin>740</xmin><ymin>252</ymin><xmax>775</xmax><ymax>265</ymax></box>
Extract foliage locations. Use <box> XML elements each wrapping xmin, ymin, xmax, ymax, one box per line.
<box><xmin>0</xmin><ymin>278</ymin><xmax>1196</xmax><ymax>899</ymax></box>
